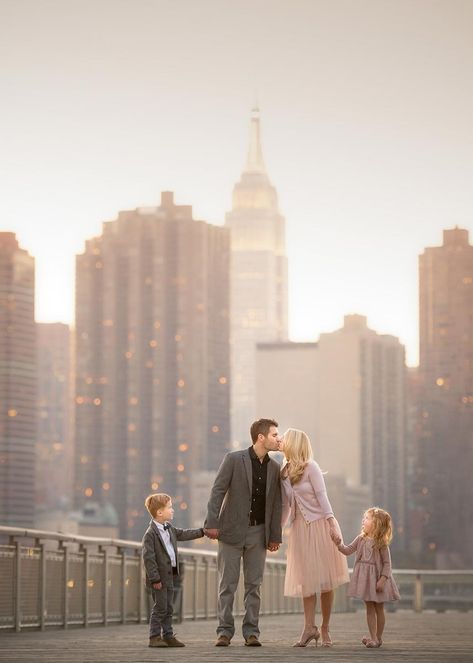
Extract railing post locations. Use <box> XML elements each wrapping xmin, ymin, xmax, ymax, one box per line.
<box><xmin>61</xmin><ymin>543</ymin><xmax>69</xmax><ymax>629</ymax></box>
<box><xmin>204</xmin><ymin>557</ymin><xmax>209</xmax><ymax>619</ymax></box>
<box><xmin>101</xmin><ymin>546</ymin><xmax>109</xmax><ymax>626</ymax></box>
<box><xmin>121</xmin><ymin>548</ymin><xmax>127</xmax><ymax>624</ymax></box>
<box><xmin>192</xmin><ymin>556</ymin><xmax>198</xmax><ymax>620</ymax></box>
<box><xmin>414</xmin><ymin>572</ymin><xmax>423</xmax><ymax>612</ymax></box>
<box><xmin>81</xmin><ymin>544</ymin><xmax>89</xmax><ymax>628</ymax></box>
<box><xmin>39</xmin><ymin>541</ymin><xmax>46</xmax><ymax>631</ymax></box>
<box><xmin>14</xmin><ymin>539</ymin><xmax>21</xmax><ymax>632</ymax></box>
<box><xmin>136</xmin><ymin>549</ymin><xmax>143</xmax><ymax>624</ymax></box>
<box><xmin>277</xmin><ymin>564</ymin><xmax>284</xmax><ymax>615</ymax></box>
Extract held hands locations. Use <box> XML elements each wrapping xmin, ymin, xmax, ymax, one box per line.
<box><xmin>203</xmin><ymin>528</ymin><xmax>219</xmax><ymax>540</ymax></box>
<box><xmin>267</xmin><ymin>542</ymin><xmax>281</xmax><ymax>552</ymax></box>
<box><xmin>152</xmin><ymin>581</ymin><xmax>162</xmax><ymax>590</ymax></box>
<box><xmin>376</xmin><ymin>577</ymin><xmax>387</xmax><ymax>593</ymax></box>
<box><xmin>330</xmin><ymin>529</ymin><xmax>341</xmax><ymax>546</ymax></box>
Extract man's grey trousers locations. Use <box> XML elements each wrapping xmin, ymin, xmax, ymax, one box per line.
<box><xmin>216</xmin><ymin>524</ymin><xmax>267</xmax><ymax>640</ymax></box>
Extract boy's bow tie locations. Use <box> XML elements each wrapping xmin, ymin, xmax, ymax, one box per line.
<box><xmin>163</xmin><ymin>523</ymin><xmax>170</xmax><ymax>531</ymax></box>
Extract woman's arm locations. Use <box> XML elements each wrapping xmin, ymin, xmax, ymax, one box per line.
<box><xmin>307</xmin><ymin>461</ymin><xmax>334</xmax><ymax>520</ymax></box>
<box><xmin>280</xmin><ymin>476</ymin><xmax>293</xmax><ymax>527</ymax></box>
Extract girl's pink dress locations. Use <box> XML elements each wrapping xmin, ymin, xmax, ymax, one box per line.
<box><xmin>338</xmin><ymin>535</ymin><xmax>400</xmax><ymax>603</ymax></box>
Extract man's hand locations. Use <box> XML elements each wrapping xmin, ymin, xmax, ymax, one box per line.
<box><xmin>267</xmin><ymin>542</ymin><xmax>280</xmax><ymax>552</ymax></box>
<box><xmin>152</xmin><ymin>581</ymin><xmax>162</xmax><ymax>590</ymax></box>
<box><xmin>204</xmin><ymin>528</ymin><xmax>219</xmax><ymax>540</ymax></box>
<box><xmin>376</xmin><ymin>577</ymin><xmax>386</xmax><ymax>592</ymax></box>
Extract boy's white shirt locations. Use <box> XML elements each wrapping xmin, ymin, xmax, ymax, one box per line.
<box><xmin>153</xmin><ymin>519</ymin><xmax>176</xmax><ymax>567</ymax></box>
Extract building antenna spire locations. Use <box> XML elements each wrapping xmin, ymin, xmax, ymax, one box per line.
<box><xmin>246</xmin><ymin>106</ymin><xmax>266</xmax><ymax>174</ymax></box>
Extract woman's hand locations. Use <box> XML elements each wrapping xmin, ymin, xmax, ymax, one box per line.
<box><xmin>327</xmin><ymin>517</ymin><xmax>340</xmax><ymax>545</ymax></box>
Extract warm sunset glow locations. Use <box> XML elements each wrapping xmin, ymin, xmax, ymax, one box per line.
<box><xmin>2</xmin><ymin>5</ymin><xmax>473</xmax><ymax>368</ymax></box>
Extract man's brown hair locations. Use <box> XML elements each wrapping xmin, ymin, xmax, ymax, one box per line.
<box><xmin>145</xmin><ymin>493</ymin><xmax>171</xmax><ymax>518</ymax></box>
<box><xmin>250</xmin><ymin>418</ymin><xmax>278</xmax><ymax>444</ymax></box>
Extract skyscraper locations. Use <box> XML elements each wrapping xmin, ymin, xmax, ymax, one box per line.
<box><xmin>36</xmin><ymin>323</ymin><xmax>72</xmax><ymax>512</ymax></box>
<box><xmin>317</xmin><ymin>315</ymin><xmax>406</xmax><ymax>533</ymax></box>
<box><xmin>74</xmin><ymin>192</ymin><xmax>230</xmax><ymax>540</ymax></box>
<box><xmin>417</xmin><ymin>227</ymin><xmax>473</xmax><ymax>566</ymax></box>
<box><xmin>0</xmin><ymin>233</ymin><xmax>36</xmax><ymax>527</ymax></box>
<box><xmin>226</xmin><ymin>108</ymin><xmax>288</xmax><ymax>447</ymax></box>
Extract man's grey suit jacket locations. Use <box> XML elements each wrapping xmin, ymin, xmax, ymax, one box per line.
<box><xmin>205</xmin><ymin>449</ymin><xmax>282</xmax><ymax>546</ymax></box>
<box><xmin>142</xmin><ymin>521</ymin><xmax>203</xmax><ymax>588</ymax></box>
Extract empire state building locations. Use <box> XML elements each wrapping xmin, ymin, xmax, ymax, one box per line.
<box><xmin>226</xmin><ymin>108</ymin><xmax>288</xmax><ymax>447</ymax></box>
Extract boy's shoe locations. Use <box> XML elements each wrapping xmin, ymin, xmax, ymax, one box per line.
<box><xmin>149</xmin><ymin>636</ymin><xmax>168</xmax><ymax>648</ymax></box>
<box><xmin>163</xmin><ymin>635</ymin><xmax>185</xmax><ymax>647</ymax></box>
<box><xmin>244</xmin><ymin>635</ymin><xmax>262</xmax><ymax>646</ymax></box>
<box><xmin>215</xmin><ymin>634</ymin><xmax>231</xmax><ymax>646</ymax></box>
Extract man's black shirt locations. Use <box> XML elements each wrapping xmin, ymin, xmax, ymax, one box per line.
<box><xmin>248</xmin><ymin>445</ymin><xmax>269</xmax><ymax>525</ymax></box>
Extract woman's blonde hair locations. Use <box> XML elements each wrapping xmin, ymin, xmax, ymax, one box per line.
<box><xmin>362</xmin><ymin>507</ymin><xmax>393</xmax><ymax>548</ymax></box>
<box><xmin>280</xmin><ymin>428</ymin><xmax>313</xmax><ymax>485</ymax></box>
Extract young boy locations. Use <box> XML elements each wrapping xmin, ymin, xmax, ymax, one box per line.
<box><xmin>142</xmin><ymin>493</ymin><xmax>204</xmax><ymax>647</ymax></box>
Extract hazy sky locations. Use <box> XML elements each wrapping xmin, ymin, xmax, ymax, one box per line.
<box><xmin>2</xmin><ymin>0</ymin><xmax>473</xmax><ymax>365</ymax></box>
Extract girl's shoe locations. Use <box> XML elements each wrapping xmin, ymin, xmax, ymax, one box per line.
<box><xmin>362</xmin><ymin>636</ymin><xmax>383</xmax><ymax>647</ymax></box>
<box><xmin>293</xmin><ymin>625</ymin><xmax>320</xmax><ymax>647</ymax></box>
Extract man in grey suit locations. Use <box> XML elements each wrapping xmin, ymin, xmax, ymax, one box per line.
<box><xmin>205</xmin><ymin>418</ymin><xmax>282</xmax><ymax>647</ymax></box>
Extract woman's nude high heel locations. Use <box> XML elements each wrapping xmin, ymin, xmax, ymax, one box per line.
<box><xmin>321</xmin><ymin>626</ymin><xmax>333</xmax><ymax>647</ymax></box>
<box><xmin>293</xmin><ymin>625</ymin><xmax>320</xmax><ymax>647</ymax></box>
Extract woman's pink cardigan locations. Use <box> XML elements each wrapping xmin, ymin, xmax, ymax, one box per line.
<box><xmin>281</xmin><ymin>459</ymin><xmax>334</xmax><ymax>527</ymax></box>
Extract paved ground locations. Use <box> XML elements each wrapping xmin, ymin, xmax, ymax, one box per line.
<box><xmin>1</xmin><ymin>611</ymin><xmax>472</xmax><ymax>663</ymax></box>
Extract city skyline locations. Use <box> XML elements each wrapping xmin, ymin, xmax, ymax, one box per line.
<box><xmin>3</xmin><ymin>1</ymin><xmax>473</xmax><ymax>366</ymax></box>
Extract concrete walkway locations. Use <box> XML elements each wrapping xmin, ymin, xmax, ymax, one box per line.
<box><xmin>1</xmin><ymin>611</ymin><xmax>472</xmax><ymax>663</ymax></box>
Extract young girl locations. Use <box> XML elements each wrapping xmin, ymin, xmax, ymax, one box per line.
<box><xmin>331</xmin><ymin>507</ymin><xmax>400</xmax><ymax>648</ymax></box>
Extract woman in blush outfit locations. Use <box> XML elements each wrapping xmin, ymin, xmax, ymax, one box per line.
<box><xmin>280</xmin><ymin>429</ymin><xmax>349</xmax><ymax>648</ymax></box>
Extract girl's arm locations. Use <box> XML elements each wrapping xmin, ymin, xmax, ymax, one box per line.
<box><xmin>337</xmin><ymin>535</ymin><xmax>361</xmax><ymax>556</ymax></box>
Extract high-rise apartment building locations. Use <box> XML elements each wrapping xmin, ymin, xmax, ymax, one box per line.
<box><xmin>256</xmin><ymin>315</ymin><xmax>407</xmax><ymax>549</ymax></box>
<box><xmin>417</xmin><ymin>227</ymin><xmax>473</xmax><ymax>566</ymax></box>
<box><xmin>226</xmin><ymin>108</ymin><xmax>288</xmax><ymax>448</ymax></box>
<box><xmin>74</xmin><ymin>192</ymin><xmax>230</xmax><ymax>540</ymax></box>
<box><xmin>36</xmin><ymin>322</ymin><xmax>72</xmax><ymax>512</ymax></box>
<box><xmin>0</xmin><ymin>233</ymin><xmax>36</xmax><ymax>527</ymax></box>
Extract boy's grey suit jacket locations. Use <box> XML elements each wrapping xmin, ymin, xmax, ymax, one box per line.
<box><xmin>142</xmin><ymin>522</ymin><xmax>203</xmax><ymax>588</ymax></box>
<box><xmin>205</xmin><ymin>449</ymin><xmax>282</xmax><ymax>546</ymax></box>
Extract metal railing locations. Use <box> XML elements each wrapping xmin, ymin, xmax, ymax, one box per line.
<box><xmin>1</xmin><ymin>526</ymin><xmax>472</xmax><ymax>631</ymax></box>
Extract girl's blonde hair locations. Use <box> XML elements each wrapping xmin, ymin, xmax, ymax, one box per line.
<box><xmin>280</xmin><ymin>428</ymin><xmax>313</xmax><ymax>485</ymax></box>
<box><xmin>362</xmin><ymin>507</ymin><xmax>393</xmax><ymax>548</ymax></box>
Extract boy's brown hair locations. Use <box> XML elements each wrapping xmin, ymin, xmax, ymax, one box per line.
<box><xmin>145</xmin><ymin>493</ymin><xmax>171</xmax><ymax>518</ymax></box>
